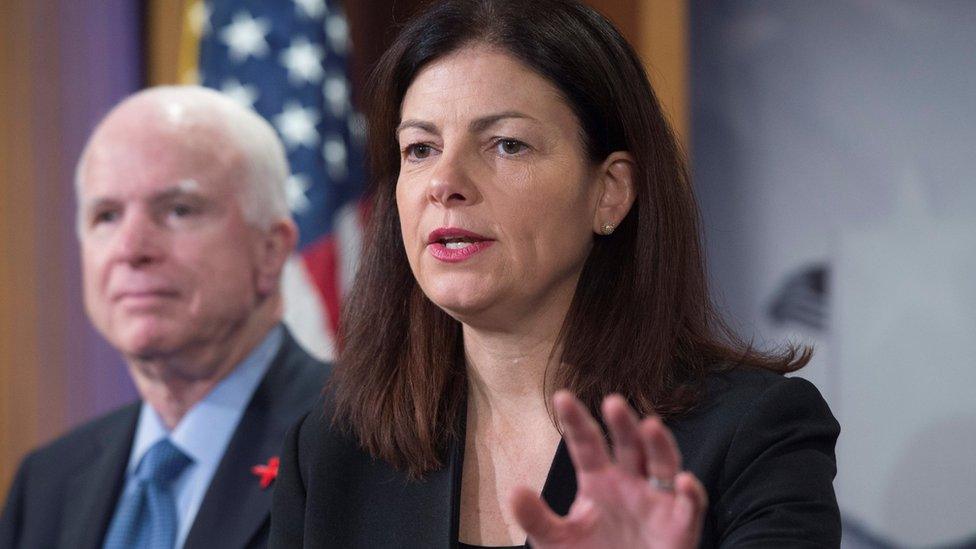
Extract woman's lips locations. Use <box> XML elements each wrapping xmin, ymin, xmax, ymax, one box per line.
<box><xmin>428</xmin><ymin>240</ymin><xmax>495</xmax><ymax>262</ymax></box>
<box><xmin>426</xmin><ymin>227</ymin><xmax>495</xmax><ymax>263</ymax></box>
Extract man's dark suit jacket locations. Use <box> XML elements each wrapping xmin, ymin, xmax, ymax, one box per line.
<box><xmin>0</xmin><ymin>329</ymin><xmax>328</xmax><ymax>549</ymax></box>
<box><xmin>270</xmin><ymin>368</ymin><xmax>841</xmax><ymax>548</ymax></box>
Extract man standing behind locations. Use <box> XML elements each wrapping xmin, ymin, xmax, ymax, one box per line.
<box><xmin>0</xmin><ymin>86</ymin><xmax>327</xmax><ymax>548</ymax></box>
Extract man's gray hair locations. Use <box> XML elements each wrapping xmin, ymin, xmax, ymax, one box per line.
<box><xmin>75</xmin><ymin>85</ymin><xmax>292</xmax><ymax>231</ymax></box>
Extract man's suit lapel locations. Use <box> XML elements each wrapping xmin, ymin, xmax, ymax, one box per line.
<box><xmin>182</xmin><ymin>386</ymin><xmax>281</xmax><ymax>549</ymax></box>
<box><xmin>183</xmin><ymin>333</ymin><xmax>317</xmax><ymax>549</ymax></box>
<box><xmin>59</xmin><ymin>405</ymin><xmax>139</xmax><ymax>549</ymax></box>
<box><xmin>181</xmin><ymin>401</ymin><xmax>278</xmax><ymax>549</ymax></box>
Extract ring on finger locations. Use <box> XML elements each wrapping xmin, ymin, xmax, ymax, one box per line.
<box><xmin>648</xmin><ymin>475</ymin><xmax>676</xmax><ymax>492</ymax></box>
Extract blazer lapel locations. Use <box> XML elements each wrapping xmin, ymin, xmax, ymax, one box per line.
<box><xmin>59</xmin><ymin>405</ymin><xmax>139</xmax><ymax>549</ymax></box>
<box><xmin>447</xmin><ymin>431</ymin><xmax>465</xmax><ymax>547</ymax></box>
<box><xmin>181</xmin><ymin>405</ymin><xmax>278</xmax><ymax>549</ymax></box>
<box><xmin>182</xmin><ymin>333</ymin><xmax>316</xmax><ymax>549</ymax></box>
<box><xmin>373</xmin><ymin>431</ymin><xmax>463</xmax><ymax>548</ymax></box>
<box><xmin>540</xmin><ymin>439</ymin><xmax>577</xmax><ymax>517</ymax></box>
<box><xmin>443</xmin><ymin>407</ymin><xmax>576</xmax><ymax>548</ymax></box>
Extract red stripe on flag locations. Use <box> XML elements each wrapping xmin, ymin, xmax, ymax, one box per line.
<box><xmin>301</xmin><ymin>236</ymin><xmax>341</xmax><ymax>337</ymax></box>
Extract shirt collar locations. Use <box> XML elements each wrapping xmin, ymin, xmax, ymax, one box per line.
<box><xmin>127</xmin><ymin>325</ymin><xmax>284</xmax><ymax>473</ymax></box>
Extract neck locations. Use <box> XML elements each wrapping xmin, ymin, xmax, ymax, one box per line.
<box><xmin>462</xmin><ymin>318</ymin><xmax>567</xmax><ymax>427</ymax></box>
<box><xmin>459</xmin><ymin>270</ymin><xmax>581</xmax><ymax>432</ymax></box>
<box><xmin>128</xmin><ymin>310</ymin><xmax>279</xmax><ymax>429</ymax></box>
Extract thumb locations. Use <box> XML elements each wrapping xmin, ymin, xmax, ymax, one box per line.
<box><xmin>510</xmin><ymin>485</ymin><xmax>565</xmax><ymax>544</ymax></box>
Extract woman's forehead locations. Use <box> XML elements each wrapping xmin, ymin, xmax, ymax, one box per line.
<box><xmin>399</xmin><ymin>46</ymin><xmax>573</xmax><ymax>127</ymax></box>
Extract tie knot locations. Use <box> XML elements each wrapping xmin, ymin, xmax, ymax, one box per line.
<box><xmin>136</xmin><ymin>438</ymin><xmax>191</xmax><ymax>485</ymax></box>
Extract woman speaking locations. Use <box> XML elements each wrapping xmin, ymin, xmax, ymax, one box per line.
<box><xmin>271</xmin><ymin>0</ymin><xmax>840</xmax><ymax>547</ymax></box>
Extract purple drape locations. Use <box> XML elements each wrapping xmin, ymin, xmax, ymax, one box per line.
<box><xmin>33</xmin><ymin>1</ymin><xmax>144</xmax><ymax>426</ymax></box>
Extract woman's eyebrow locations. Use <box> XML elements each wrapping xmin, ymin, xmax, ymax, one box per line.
<box><xmin>395</xmin><ymin>111</ymin><xmax>538</xmax><ymax>138</ymax></box>
<box><xmin>469</xmin><ymin>111</ymin><xmax>535</xmax><ymax>133</ymax></box>
<box><xmin>395</xmin><ymin>119</ymin><xmax>438</xmax><ymax>137</ymax></box>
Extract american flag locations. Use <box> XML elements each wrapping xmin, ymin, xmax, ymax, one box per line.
<box><xmin>187</xmin><ymin>0</ymin><xmax>365</xmax><ymax>359</ymax></box>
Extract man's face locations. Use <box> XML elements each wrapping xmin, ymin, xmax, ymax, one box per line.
<box><xmin>78</xmin><ymin>110</ymin><xmax>268</xmax><ymax>361</ymax></box>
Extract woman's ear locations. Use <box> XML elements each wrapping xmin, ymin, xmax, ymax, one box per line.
<box><xmin>254</xmin><ymin>218</ymin><xmax>299</xmax><ymax>297</ymax></box>
<box><xmin>592</xmin><ymin>151</ymin><xmax>636</xmax><ymax>235</ymax></box>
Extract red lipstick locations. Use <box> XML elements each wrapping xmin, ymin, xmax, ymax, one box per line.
<box><xmin>426</xmin><ymin>227</ymin><xmax>494</xmax><ymax>263</ymax></box>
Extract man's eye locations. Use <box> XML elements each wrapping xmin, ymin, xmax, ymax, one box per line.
<box><xmin>405</xmin><ymin>143</ymin><xmax>434</xmax><ymax>160</ymax></box>
<box><xmin>171</xmin><ymin>204</ymin><xmax>193</xmax><ymax>217</ymax></box>
<box><xmin>495</xmin><ymin>139</ymin><xmax>528</xmax><ymax>155</ymax></box>
<box><xmin>93</xmin><ymin>210</ymin><xmax>119</xmax><ymax>224</ymax></box>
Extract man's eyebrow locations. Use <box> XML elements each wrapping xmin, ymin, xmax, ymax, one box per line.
<box><xmin>81</xmin><ymin>196</ymin><xmax>119</xmax><ymax>212</ymax></box>
<box><xmin>151</xmin><ymin>186</ymin><xmax>204</xmax><ymax>202</ymax></box>
<box><xmin>81</xmin><ymin>184</ymin><xmax>205</xmax><ymax>210</ymax></box>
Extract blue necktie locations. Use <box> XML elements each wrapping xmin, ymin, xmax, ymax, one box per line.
<box><xmin>103</xmin><ymin>438</ymin><xmax>192</xmax><ymax>549</ymax></box>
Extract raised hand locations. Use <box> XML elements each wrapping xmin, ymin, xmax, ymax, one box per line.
<box><xmin>510</xmin><ymin>391</ymin><xmax>707</xmax><ymax>548</ymax></box>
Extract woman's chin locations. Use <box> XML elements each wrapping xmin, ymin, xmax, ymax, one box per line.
<box><xmin>423</xmin><ymin>285</ymin><xmax>499</xmax><ymax>324</ymax></box>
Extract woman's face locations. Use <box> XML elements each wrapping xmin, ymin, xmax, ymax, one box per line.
<box><xmin>396</xmin><ymin>45</ymin><xmax>603</xmax><ymax>330</ymax></box>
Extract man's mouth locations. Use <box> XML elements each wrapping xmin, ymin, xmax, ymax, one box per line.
<box><xmin>112</xmin><ymin>288</ymin><xmax>180</xmax><ymax>303</ymax></box>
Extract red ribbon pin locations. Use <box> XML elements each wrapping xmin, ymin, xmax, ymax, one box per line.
<box><xmin>251</xmin><ymin>456</ymin><xmax>280</xmax><ymax>489</ymax></box>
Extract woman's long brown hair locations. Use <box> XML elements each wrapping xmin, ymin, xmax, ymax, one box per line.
<box><xmin>329</xmin><ymin>0</ymin><xmax>809</xmax><ymax>478</ymax></box>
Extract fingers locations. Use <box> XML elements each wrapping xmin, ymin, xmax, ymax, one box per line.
<box><xmin>510</xmin><ymin>485</ymin><xmax>565</xmax><ymax>544</ymax></box>
<box><xmin>559</xmin><ymin>391</ymin><xmax>683</xmax><ymax>482</ymax></box>
<box><xmin>602</xmin><ymin>394</ymin><xmax>645</xmax><ymax>477</ymax></box>
<box><xmin>604</xmin><ymin>392</ymin><xmax>684</xmax><ymax>484</ymax></box>
<box><xmin>554</xmin><ymin>390</ymin><xmax>611</xmax><ymax>472</ymax></box>
<box><xmin>672</xmin><ymin>472</ymin><xmax>708</xmax><ymax>539</ymax></box>
<box><xmin>639</xmin><ymin>415</ymin><xmax>682</xmax><ymax>485</ymax></box>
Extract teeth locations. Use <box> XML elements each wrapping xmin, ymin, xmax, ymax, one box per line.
<box><xmin>445</xmin><ymin>241</ymin><xmax>472</xmax><ymax>250</ymax></box>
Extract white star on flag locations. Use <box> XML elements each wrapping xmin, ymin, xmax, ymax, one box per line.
<box><xmin>285</xmin><ymin>174</ymin><xmax>313</xmax><ymax>213</ymax></box>
<box><xmin>280</xmin><ymin>37</ymin><xmax>326</xmax><ymax>85</ymax></box>
<box><xmin>293</xmin><ymin>0</ymin><xmax>327</xmax><ymax>19</ymax></box>
<box><xmin>199</xmin><ymin>0</ymin><xmax>365</xmax><ymax>363</ymax></box>
<box><xmin>323</xmin><ymin>134</ymin><xmax>348</xmax><ymax>179</ymax></box>
<box><xmin>220</xmin><ymin>79</ymin><xmax>259</xmax><ymax>109</ymax></box>
<box><xmin>324</xmin><ymin>73</ymin><xmax>349</xmax><ymax>115</ymax></box>
<box><xmin>220</xmin><ymin>11</ymin><xmax>271</xmax><ymax>62</ymax></box>
<box><xmin>275</xmin><ymin>101</ymin><xmax>321</xmax><ymax>149</ymax></box>
<box><xmin>188</xmin><ymin>0</ymin><xmax>213</xmax><ymax>37</ymax></box>
<box><xmin>325</xmin><ymin>15</ymin><xmax>349</xmax><ymax>55</ymax></box>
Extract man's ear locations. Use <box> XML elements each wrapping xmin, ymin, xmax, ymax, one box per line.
<box><xmin>592</xmin><ymin>151</ymin><xmax>636</xmax><ymax>235</ymax></box>
<box><xmin>254</xmin><ymin>218</ymin><xmax>298</xmax><ymax>297</ymax></box>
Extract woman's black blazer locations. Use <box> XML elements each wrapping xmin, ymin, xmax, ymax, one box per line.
<box><xmin>270</xmin><ymin>368</ymin><xmax>840</xmax><ymax>548</ymax></box>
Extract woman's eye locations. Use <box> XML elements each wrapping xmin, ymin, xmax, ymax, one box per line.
<box><xmin>496</xmin><ymin>139</ymin><xmax>528</xmax><ymax>155</ymax></box>
<box><xmin>405</xmin><ymin>143</ymin><xmax>434</xmax><ymax>160</ymax></box>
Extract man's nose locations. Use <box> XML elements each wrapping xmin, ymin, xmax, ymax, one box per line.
<box><xmin>112</xmin><ymin>211</ymin><xmax>164</xmax><ymax>266</ymax></box>
<box><xmin>426</xmin><ymin>149</ymin><xmax>481</xmax><ymax>207</ymax></box>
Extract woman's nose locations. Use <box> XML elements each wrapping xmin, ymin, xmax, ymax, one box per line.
<box><xmin>426</xmin><ymin>149</ymin><xmax>480</xmax><ymax>207</ymax></box>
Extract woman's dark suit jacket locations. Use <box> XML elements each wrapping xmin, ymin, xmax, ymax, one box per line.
<box><xmin>270</xmin><ymin>368</ymin><xmax>840</xmax><ymax>548</ymax></box>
